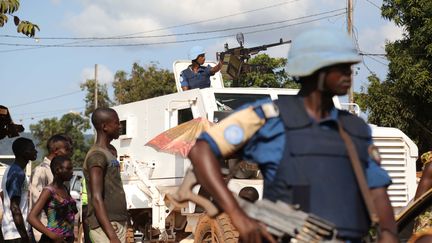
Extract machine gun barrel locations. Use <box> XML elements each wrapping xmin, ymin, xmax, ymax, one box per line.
<box><xmin>244</xmin><ymin>38</ymin><xmax>292</xmax><ymax>55</ymax></box>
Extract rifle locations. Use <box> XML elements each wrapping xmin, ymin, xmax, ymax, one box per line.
<box><xmin>166</xmin><ymin>168</ymin><xmax>341</xmax><ymax>243</ymax></box>
<box><xmin>217</xmin><ymin>38</ymin><xmax>291</xmax><ymax>82</ymax></box>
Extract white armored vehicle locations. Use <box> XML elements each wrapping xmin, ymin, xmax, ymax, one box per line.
<box><xmin>111</xmin><ymin>60</ymin><xmax>418</xmax><ymax>242</ymax></box>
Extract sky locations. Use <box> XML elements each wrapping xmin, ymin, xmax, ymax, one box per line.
<box><xmin>1</xmin><ymin>0</ymin><xmax>403</xmax><ymax>132</ymax></box>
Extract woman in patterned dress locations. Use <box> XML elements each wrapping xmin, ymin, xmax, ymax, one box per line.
<box><xmin>28</xmin><ymin>156</ymin><xmax>78</xmax><ymax>243</ymax></box>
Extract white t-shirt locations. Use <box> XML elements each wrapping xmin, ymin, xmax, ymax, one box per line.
<box><xmin>1</xmin><ymin>163</ymin><xmax>29</xmax><ymax>240</ymax></box>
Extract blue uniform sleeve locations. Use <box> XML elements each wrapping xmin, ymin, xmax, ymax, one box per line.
<box><xmin>364</xmin><ymin>126</ymin><xmax>392</xmax><ymax>188</ymax></box>
<box><xmin>198</xmin><ymin>99</ymin><xmax>285</xmax><ymax>181</ymax></box>
<box><xmin>242</xmin><ymin>116</ymin><xmax>284</xmax><ymax>181</ymax></box>
<box><xmin>366</xmin><ymin>161</ymin><xmax>392</xmax><ymax>188</ymax></box>
<box><xmin>6</xmin><ymin>166</ymin><xmax>25</xmax><ymax>198</ymax></box>
<box><xmin>180</xmin><ymin>70</ymin><xmax>189</xmax><ymax>87</ymax></box>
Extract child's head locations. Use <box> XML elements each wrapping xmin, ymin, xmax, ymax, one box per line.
<box><xmin>50</xmin><ymin>156</ymin><xmax>73</xmax><ymax>181</ymax></box>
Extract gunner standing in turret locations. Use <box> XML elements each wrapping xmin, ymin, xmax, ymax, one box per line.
<box><xmin>180</xmin><ymin>46</ymin><xmax>222</xmax><ymax>91</ymax></box>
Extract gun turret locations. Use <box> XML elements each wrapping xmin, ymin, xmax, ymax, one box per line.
<box><xmin>218</xmin><ymin>38</ymin><xmax>291</xmax><ymax>83</ymax></box>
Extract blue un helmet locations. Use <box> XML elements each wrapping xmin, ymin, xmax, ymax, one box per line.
<box><xmin>286</xmin><ymin>28</ymin><xmax>361</xmax><ymax>77</ymax></box>
<box><xmin>188</xmin><ymin>46</ymin><xmax>206</xmax><ymax>61</ymax></box>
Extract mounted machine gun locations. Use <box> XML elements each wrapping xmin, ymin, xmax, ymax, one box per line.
<box><xmin>217</xmin><ymin>33</ymin><xmax>291</xmax><ymax>84</ymax></box>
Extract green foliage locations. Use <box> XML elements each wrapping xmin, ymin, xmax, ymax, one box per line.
<box><xmin>80</xmin><ymin>79</ymin><xmax>113</xmax><ymax>117</ymax></box>
<box><xmin>112</xmin><ymin>62</ymin><xmax>176</xmax><ymax>104</ymax></box>
<box><xmin>226</xmin><ymin>54</ymin><xmax>298</xmax><ymax>88</ymax></box>
<box><xmin>358</xmin><ymin>0</ymin><xmax>432</xmax><ymax>153</ymax></box>
<box><xmin>16</xmin><ymin>20</ymin><xmax>39</xmax><ymax>37</ymax></box>
<box><xmin>0</xmin><ymin>0</ymin><xmax>39</xmax><ymax>37</ymax></box>
<box><xmin>29</xmin><ymin>113</ymin><xmax>91</xmax><ymax>167</ymax></box>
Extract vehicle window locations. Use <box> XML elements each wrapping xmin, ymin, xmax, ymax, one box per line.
<box><xmin>277</xmin><ymin>94</ymin><xmax>295</xmax><ymax>99</ymax></box>
<box><xmin>120</xmin><ymin>120</ymin><xmax>127</xmax><ymax>135</ymax></box>
<box><xmin>214</xmin><ymin>93</ymin><xmax>270</xmax><ymax>110</ymax></box>
<box><xmin>178</xmin><ymin>108</ymin><xmax>193</xmax><ymax>125</ymax></box>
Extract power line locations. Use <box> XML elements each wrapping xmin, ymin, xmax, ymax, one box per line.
<box><xmin>0</xmin><ymin>0</ymin><xmax>303</xmax><ymax>40</ymax></box>
<box><xmin>364</xmin><ymin>55</ymin><xmax>388</xmax><ymax>66</ymax></box>
<box><xmin>17</xmin><ymin>107</ymin><xmax>86</xmax><ymax>122</ymax></box>
<box><xmin>1</xmin><ymin>8</ymin><xmax>344</xmax><ymax>41</ymax></box>
<box><xmin>13</xmin><ymin>106</ymin><xmax>86</xmax><ymax>117</ymax></box>
<box><xmin>359</xmin><ymin>52</ymin><xmax>386</xmax><ymax>56</ymax></box>
<box><xmin>0</xmin><ymin>2</ymin><xmax>339</xmax><ymax>53</ymax></box>
<box><xmin>0</xmin><ymin>12</ymin><xmax>346</xmax><ymax>48</ymax></box>
<box><xmin>352</xmin><ymin>26</ymin><xmax>376</xmax><ymax>75</ymax></box>
<box><xmin>9</xmin><ymin>90</ymin><xmax>84</xmax><ymax>108</ymax></box>
<box><xmin>364</xmin><ymin>0</ymin><xmax>381</xmax><ymax>10</ymax></box>
<box><xmin>0</xmin><ymin>1</ymin><xmax>304</xmax><ymax>53</ymax></box>
<box><xmin>14</xmin><ymin>107</ymin><xmax>85</xmax><ymax>122</ymax></box>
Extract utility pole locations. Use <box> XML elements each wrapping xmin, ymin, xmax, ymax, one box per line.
<box><xmin>94</xmin><ymin>64</ymin><xmax>98</xmax><ymax>142</ymax></box>
<box><xmin>347</xmin><ymin>0</ymin><xmax>354</xmax><ymax>111</ymax></box>
<box><xmin>94</xmin><ymin>64</ymin><xmax>98</xmax><ymax>110</ymax></box>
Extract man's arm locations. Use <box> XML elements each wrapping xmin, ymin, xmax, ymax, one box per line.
<box><xmin>415</xmin><ymin>162</ymin><xmax>432</xmax><ymax>200</ymax></box>
<box><xmin>371</xmin><ymin>187</ymin><xmax>398</xmax><ymax>243</ymax></box>
<box><xmin>89</xmin><ymin>166</ymin><xmax>120</xmax><ymax>243</ymax></box>
<box><xmin>189</xmin><ymin>141</ymin><xmax>275</xmax><ymax>243</ymax></box>
<box><xmin>210</xmin><ymin>61</ymin><xmax>223</xmax><ymax>75</ymax></box>
<box><xmin>10</xmin><ymin>196</ymin><xmax>29</xmax><ymax>242</ymax></box>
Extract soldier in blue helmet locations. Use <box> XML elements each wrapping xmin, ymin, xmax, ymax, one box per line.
<box><xmin>180</xmin><ymin>46</ymin><xmax>222</xmax><ymax>91</ymax></box>
<box><xmin>188</xmin><ymin>28</ymin><xmax>398</xmax><ymax>243</ymax></box>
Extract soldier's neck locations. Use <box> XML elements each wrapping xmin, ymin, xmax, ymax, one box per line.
<box><xmin>301</xmin><ymin>91</ymin><xmax>334</xmax><ymax>121</ymax></box>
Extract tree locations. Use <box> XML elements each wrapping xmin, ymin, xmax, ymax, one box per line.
<box><xmin>80</xmin><ymin>79</ymin><xmax>113</xmax><ymax>116</ymax></box>
<box><xmin>112</xmin><ymin>62</ymin><xmax>176</xmax><ymax>104</ymax></box>
<box><xmin>356</xmin><ymin>0</ymin><xmax>432</xmax><ymax>153</ymax></box>
<box><xmin>225</xmin><ymin>54</ymin><xmax>298</xmax><ymax>88</ymax></box>
<box><xmin>30</xmin><ymin>113</ymin><xmax>91</xmax><ymax>167</ymax></box>
<box><xmin>0</xmin><ymin>0</ymin><xmax>39</xmax><ymax>37</ymax></box>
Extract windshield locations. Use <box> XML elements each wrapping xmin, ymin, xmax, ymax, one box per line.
<box><xmin>215</xmin><ymin>93</ymin><xmax>271</xmax><ymax>111</ymax></box>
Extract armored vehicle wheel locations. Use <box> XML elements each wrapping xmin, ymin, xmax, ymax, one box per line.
<box><xmin>194</xmin><ymin>213</ymin><xmax>239</xmax><ymax>243</ymax></box>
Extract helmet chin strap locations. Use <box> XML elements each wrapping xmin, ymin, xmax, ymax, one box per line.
<box><xmin>317</xmin><ymin>71</ymin><xmax>327</xmax><ymax>91</ymax></box>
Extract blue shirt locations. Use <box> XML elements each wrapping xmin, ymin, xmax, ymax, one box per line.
<box><xmin>180</xmin><ymin>65</ymin><xmax>212</xmax><ymax>89</ymax></box>
<box><xmin>6</xmin><ymin>163</ymin><xmax>26</xmax><ymax>199</ymax></box>
<box><xmin>199</xmin><ymin>99</ymin><xmax>391</xmax><ymax>189</ymax></box>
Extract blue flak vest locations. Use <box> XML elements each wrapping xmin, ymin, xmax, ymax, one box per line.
<box><xmin>264</xmin><ymin>96</ymin><xmax>371</xmax><ymax>239</ymax></box>
<box><xmin>181</xmin><ymin>65</ymin><xmax>211</xmax><ymax>89</ymax></box>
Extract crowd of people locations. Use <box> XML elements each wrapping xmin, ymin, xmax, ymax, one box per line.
<box><xmin>0</xmin><ymin>106</ymin><xmax>126</xmax><ymax>243</ymax></box>
<box><xmin>1</xmin><ymin>27</ymin><xmax>432</xmax><ymax>243</ymax></box>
